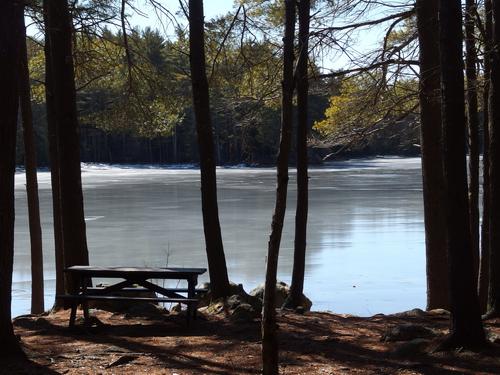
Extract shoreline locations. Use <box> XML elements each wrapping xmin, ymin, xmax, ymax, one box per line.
<box><xmin>14</xmin><ymin>154</ymin><xmax>423</xmax><ymax>172</ymax></box>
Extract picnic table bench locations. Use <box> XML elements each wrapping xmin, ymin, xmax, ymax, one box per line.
<box><xmin>57</xmin><ymin>266</ymin><xmax>207</xmax><ymax>327</ymax></box>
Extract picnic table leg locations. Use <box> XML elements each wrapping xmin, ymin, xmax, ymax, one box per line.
<box><xmin>69</xmin><ymin>301</ymin><xmax>77</xmax><ymax>327</ymax></box>
<box><xmin>81</xmin><ymin>276</ymin><xmax>90</xmax><ymax>325</ymax></box>
<box><xmin>187</xmin><ymin>276</ymin><xmax>197</xmax><ymax>323</ymax></box>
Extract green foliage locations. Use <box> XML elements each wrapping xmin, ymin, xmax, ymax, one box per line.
<box><xmin>314</xmin><ymin>73</ymin><xmax>419</xmax><ymax>143</ymax></box>
<box><xmin>71</xmin><ymin>28</ymin><xmax>188</xmax><ymax>138</ymax></box>
<box><xmin>26</xmin><ymin>19</ymin><xmax>329</xmax><ymax>163</ymax></box>
<box><xmin>25</xmin><ymin>0</ymin><xmax>339</xmax><ymax>163</ymax></box>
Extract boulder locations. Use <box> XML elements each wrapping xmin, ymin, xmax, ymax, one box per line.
<box><xmin>392</xmin><ymin>338</ymin><xmax>430</xmax><ymax>356</ymax></box>
<box><xmin>226</xmin><ymin>294</ymin><xmax>246</xmax><ymax>309</ymax></box>
<box><xmin>427</xmin><ymin>308</ymin><xmax>450</xmax><ymax>316</ymax></box>
<box><xmin>196</xmin><ymin>282</ymin><xmax>263</xmax><ymax>320</ymax></box>
<box><xmin>170</xmin><ymin>303</ymin><xmax>182</xmax><ymax>314</ymax></box>
<box><xmin>202</xmin><ymin>301</ymin><xmax>225</xmax><ymax>315</ymax></box>
<box><xmin>381</xmin><ymin>323</ymin><xmax>437</xmax><ymax>342</ymax></box>
<box><xmin>488</xmin><ymin>332</ymin><xmax>500</xmax><ymax>344</ymax></box>
<box><xmin>13</xmin><ymin>316</ymin><xmax>52</xmax><ymax>330</ymax></box>
<box><xmin>198</xmin><ymin>281</ymin><xmax>262</xmax><ymax>312</ymax></box>
<box><xmin>197</xmin><ymin>280</ymin><xmax>312</xmax><ymax>320</ymax></box>
<box><xmin>392</xmin><ymin>308</ymin><xmax>427</xmax><ymax>318</ymax></box>
<box><xmin>250</xmin><ymin>281</ymin><xmax>313</xmax><ymax>311</ymax></box>
<box><xmin>230</xmin><ymin>303</ymin><xmax>259</xmax><ymax>322</ymax></box>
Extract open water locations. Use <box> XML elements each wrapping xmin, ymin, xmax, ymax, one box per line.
<box><xmin>12</xmin><ymin>157</ymin><xmax>426</xmax><ymax>317</ymax></box>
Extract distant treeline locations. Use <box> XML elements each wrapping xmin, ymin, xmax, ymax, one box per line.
<box><xmin>16</xmin><ymin>108</ymin><xmax>424</xmax><ymax>166</ymax></box>
<box><xmin>17</xmin><ymin>97</ymin><xmax>425</xmax><ymax>166</ymax></box>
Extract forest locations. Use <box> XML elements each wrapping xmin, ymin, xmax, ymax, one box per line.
<box><xmin>18</xmin><ymin>0</ymin><xmax>422</xmax><ymax>165</ymax></box>
<box><xmin>2</xmin><ymin>0</ymin><xmax>500</xmax><ymax>374</ymax></box>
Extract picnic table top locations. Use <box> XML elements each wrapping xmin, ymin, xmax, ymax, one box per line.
<box><xmin>64</xmin><ymin>265</ymin><xmax>207</xmax><ymax>279</ymax></box>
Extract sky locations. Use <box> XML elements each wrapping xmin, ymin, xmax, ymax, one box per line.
<box><xmin>125</xmin><ymin>0</ymin><xmax>395</xmax><ymax>72</ymax></box>
<box><xmin>26</xmin><ymin>0</ymin><xmax>409</xmax><ymax>73</ymax></box>
<box><xmin>26</xmin><ymin>0</ymin><xmax>236</xmax><ymax>39</ymax></box>
<box><xmin>128</xmin><ymin>0</ymin><xmax>236</xmax><ymax>37</ymax></box>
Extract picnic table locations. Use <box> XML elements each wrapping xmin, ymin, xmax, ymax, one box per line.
<box><xmin>58</xmin><ymin>266</ymin><xmax>207</xmax><ymax>327</ymax></box>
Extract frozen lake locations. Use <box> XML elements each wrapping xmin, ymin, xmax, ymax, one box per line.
<box><xmin>13</xmin><ymin>157</ymin><xmax>426</xmax><ymax>317</ymax></box>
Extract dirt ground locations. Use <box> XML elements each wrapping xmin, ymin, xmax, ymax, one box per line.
<box><xmin>4</xmin><ymin>308</ymin><xmax>500</xmax><ymax>374</ymax></box>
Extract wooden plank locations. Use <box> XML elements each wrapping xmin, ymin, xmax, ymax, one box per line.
<box><xmin>64</xmin><ymin>266</ymin><xmax>206</xmax><ymax>279</ymax></box>
<box><xmin>87</xmin><ymin>287</ymin><xmax>208</xmax><ymax>293</ymax></box>
<box><xmin>56</xmin><ymin>294</ymin><xmax>198</xmax><ymax>303</ymax></box>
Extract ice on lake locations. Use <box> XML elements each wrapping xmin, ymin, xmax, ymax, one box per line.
<box><xmin>13</xmin><ymin>157</ymin><xmax>426</xmax><ymax>317</ymax></box>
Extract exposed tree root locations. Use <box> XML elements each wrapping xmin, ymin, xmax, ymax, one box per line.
<box><xmin>433</xmin><ymin>333</ymin><xmax>490</xmax><ymax>353</ymax></box>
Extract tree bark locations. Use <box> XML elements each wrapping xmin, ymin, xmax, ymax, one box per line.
<box><xmin>188</xmin><ymin>0</ymin><xmax>231</xmax><ymax>298</ymax></box>
<box><xmin>45</xmin><ymin>0</ymin><xmax>90</xmax><ymax>293</ymax></box>
<box><xmin>0</xmin><ymin>0</ymin><xmax>25</xmax><ymax>358</ymax></box>
<box><xmin>486</xmin><ymin>0</ymin><xmax>500</xmax><ymax>318</ymax></box>
<box><xmin>415</xmin><ymin>0</ymin><xmax>449</xmax><ymax>310</ymax></box>
<box><xmin>261</xmin><ymin>1</ymin><xmax>296</xmax><ymax>374</ymax></box>
<box><xmin>479</xmin><ymin>0</ymin><xmax>493</xmax><ymax>314</ymax></box>
<box><xmin>437</xmin><ymin>0</ymin><xmax>486</xmax><ymax>349</ymax></box>
<box><xmin>465</xmin><ymin>0</ymin><xmax>481</xmax><ymax>290</ymax></box>
<box><xmin>43</xmin><ymin>6</ymin><xmax>66</xmax><ymax>306</ymax></box>
<box><xmin>19</xmin><ymin>14</ymin><xmax>45</xmax><ymax>315</ymax></box>
<box><xmin>289</xmin><ymin>0</ymin><xmax>311</xmax><ymax>309</ymax></box>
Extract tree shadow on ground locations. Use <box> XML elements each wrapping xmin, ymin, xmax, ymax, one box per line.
<box><xmin>281</xmin><ymin>311</ymin><xmax>500</xmax><ymax>374</ymax></box>
<box><xmin>0</xmin><ymin>357</ymin><xmax>60</xmax><ymax>375</ymax></box>
<box><xmin>14</xmin><ymin>310</ymin><xmax>500</xmax><ymax>374</ymax></box>
<box><xmin>16</xmin><ymin>313</ymin><xmax>262</xmax><ymax>374</ymax></box>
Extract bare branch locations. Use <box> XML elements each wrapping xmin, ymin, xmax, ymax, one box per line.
<box><xmin>315</xmin><ymin>58</ymin><xmax>419</xmax><ymax>79</ymax></box>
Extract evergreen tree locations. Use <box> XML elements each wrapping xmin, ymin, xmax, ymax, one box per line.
<box><xmin>261</xmin><ymin>0</ymin><xmax>296</xmax><ymax>373</ymax></box>
<box><xmin>0</xmin><ymin>0</ymin><xmax>25</xmax><ymax>357</ymax></box>
<box><xmin>188</xmin><ymin>0</ymin><xmax>231</xmax><ymax>298</ymax></box>
<box><xmin>44</xmin><ymin>0</ymin><xmax>90</xmax><ymax>293</ymax></box>
<box><xmin>437</xmin><ymin>0</ymin><xmax>486</xmax><ymax>349</ymax></box>
<box><xmin>416</xmin><ymin>0</ymin><xmax>449</xmax><ymax>310</ymax></box>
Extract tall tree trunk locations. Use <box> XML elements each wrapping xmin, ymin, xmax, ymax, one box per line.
<box><xmin>188</xmin><ymin>0</ymin><xmax>230</xmax><ymax>298</ymax></box>
<box><xmin>261</xmin><ymin>1</ymin><xmax>296</xmax><ymax>373</ymax></box>
<box><xmin>486</xmin><ymin>0</ymin><xmax>500</xmax><ymax>318</ymax></box>
<box><xmin>479</xmin><ymin>0</ymin><xmax>493</xmax><ymax>313</ymax></box>
<box><xmin>289</xmin><ymin>0</ymin><xmax>310</xmax><ymax>309</ymax></box>
<box><xmin>0</xmin><ymin>0</ymin><xmax>25</xmax><ymax>357</ymax></box>
<box><xmin>19</xmin><ymin>15</ymin><xmax>45</xmax><ymax>315</ymax></box>
<box><xmin>45</xmin><ymin>0</ymin><xmax>90</xmax><ymax>293</ymax></box>
<box><xmin>416</xmin><ymin>0</ymin><xmax>449</xmax><ymax>311</ymax></box>
<box><xmin>437</xmin><ymin>0</ymin><xmax>486</xmax><ymax>349</ymax></box>
<box><xmin>465</xmin><ymin>0</ymin><xmax>481</xmax><ymax>290</ymax></box>
<box><xmin>43</xmin><ymin>8</ymin><xmax>66</xmax><ymax>306</ymax></box>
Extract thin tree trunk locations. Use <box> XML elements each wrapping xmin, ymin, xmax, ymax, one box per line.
<box><xmin>465</xmin><ymin>0</ymin><xmax>481</xmax><ymax>290</ymax></box>
<box><xmin>486</xmin><ymin>0</ymin><xmax>500</xmax><ymax>318</ymax></box>
<box><xmin>289</xmin><ymin>0</ymin><xmax>310</xmax><ymax>309</ymax></box>
<box><xmin>416</xmin><ymin>0</ymin><xmax>449</xmax><ymax>311</ymax></box>
<box><xmin>437</xmin><ymin>0</ymin><xmax>486</xmax><ymax>349</ymax></box>
<box><xmin>261</xmin><ymin>1</ymin><xmax>296</xmax><ymax>373</ymax></box>
<box><xmin>19</xmin><ymin>15</ymin><xmax>44</xmax><ymax>314</ymax></box>
<box><xmin>188</xmin><ymin>0</ymin><xmax>230</xmax><ymax>298</ymax></box>
<box><xmin>45</xmin><ymin>0</ymin><xmax>90</xmax><ymax>293</ymax></box>
<box><xmin>479</xmin><ymin>0</ymin><xmax>493</xmax><ymax>314</ymax></box>
<box><xmin>0</xmin><ymin>0</ymin><xmax>25</xmax><ymax>357</ymax></box>
<box><xmin>43</xmin><ymin>12</ymin><xmax>66</xmax><ymax>306</ymax></box>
